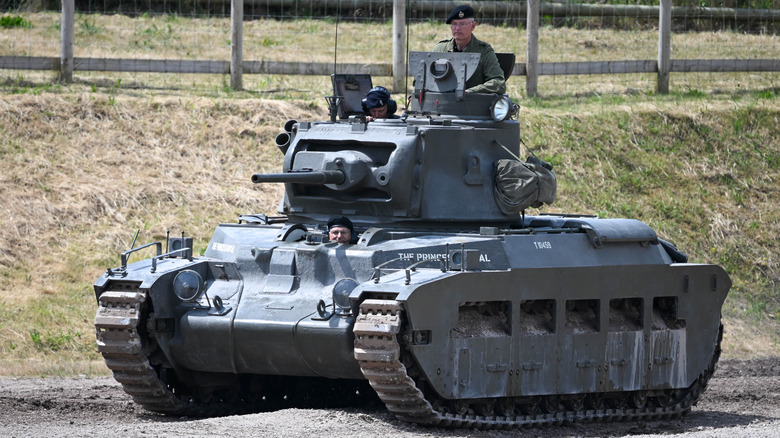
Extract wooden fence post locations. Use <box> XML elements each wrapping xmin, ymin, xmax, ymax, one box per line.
<box><xmin>526</xmin><ymin>0</ymin><xmax>539</xmax><ymax>98</ymax></box>
<box><xmin>231</xmin><ymin>0</ymin><xmax>244</xmax><ymax>90</ymax></box>
<box><xmin>392</xmin><ymin>0</ymin><xmax>406</xmax><ymax>93</ymax></box>
<box><xmin>657</xmin><ymin>0</ymin><xmax>671</xmax><ymax>93</ymax></box>
<box><xmin>60</xmin><ymin>0</ymin><xmax>74</xmax><ymax>83</ymax></box>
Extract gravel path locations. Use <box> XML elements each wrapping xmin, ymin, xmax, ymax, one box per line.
<box><xmin>1</xmin><ymin>358</ymin><xmax>778</xmax><ymax>438</ymax></box>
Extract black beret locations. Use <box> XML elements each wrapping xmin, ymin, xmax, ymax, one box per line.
<box><xmin>328</xmin><ymin>216</ymin><xmax>354</xmax><ymax>232</ymax></box>
<box><xmin>362</xmin><ymin>86</ymin><xmax>391</xmax><ymax>110</ymax></box>
<box><xmin>446</xmin><ymin>5</ymin><xmax>474</xmax><ymax>24</ymax></box>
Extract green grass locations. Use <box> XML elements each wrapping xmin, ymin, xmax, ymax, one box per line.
<box><xmin>0</xmin><ymin>15</ymin><xmax>32</xmax><ymax>28</ymax></box>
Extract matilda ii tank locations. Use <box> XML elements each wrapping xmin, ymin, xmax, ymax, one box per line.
<box><xmin>94</xmin><ymin>51</ymin><xmax>730</xmax><ymax>427</ymax></box>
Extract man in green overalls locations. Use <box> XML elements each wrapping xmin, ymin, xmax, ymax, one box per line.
<box><xmin>433</xmin><ymin>5</ymin><xmax>506</xmax><ymax>95</ymax></box>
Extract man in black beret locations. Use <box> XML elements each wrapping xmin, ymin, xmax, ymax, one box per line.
<box><xmin>327</xmin><ymin>216</ymin><xmax>355</xmax><ymax>244</ymax></box>
<box><xmin>361</xmin><ymin>86</ymin><xmax>399</xmax><ymax>122</ymax></box>
<box><xmin>433</xmin><ymin>5</ymin><xmax>506</xmax><ymax>95</ymax></box>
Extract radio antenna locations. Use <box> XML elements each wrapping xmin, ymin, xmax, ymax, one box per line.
<box><xmin>129</xmin><ymin>229</ymin><xmax>140</xmax><ymax>250</ymax></box>
<box><xmin>333</xmin><ymin>0</ymin><xmax>341</xmax><ymax>76</ymax></box>
<box><xmin>404</xmin><ymin>0</ymin><xmax>411</xmax><ymax>108</ymax></box>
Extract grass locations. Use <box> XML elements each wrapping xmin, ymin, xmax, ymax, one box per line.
<box><xmin>0</xmin><ymin>12</ymin><xmax>778</xmax><ymax>99</ymax></box>
<box><xmin>0</xmin><ymin>87</ymin><xmax>777</xmax><ymax>376</ymax></box>
<box><xmin>0</xmin><ymin>15</ymin><xmax>778</xmax><ymax>376</ymax></box>
<box><xmin>0</xmin><ymin>15</ymin><xmax>32</xmax><ymax>28</ymax></box>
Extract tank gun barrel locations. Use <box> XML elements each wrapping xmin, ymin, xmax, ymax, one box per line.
<box><xmin>251</xmin><ymin>170</ymin><xmax>345</xmax><ymax>185</ymax></box>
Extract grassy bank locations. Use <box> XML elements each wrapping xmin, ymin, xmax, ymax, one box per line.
<box><xmin>0</xmin><ymin>86</ymin><xmax>777</xmax><ymax>376</ymax></box>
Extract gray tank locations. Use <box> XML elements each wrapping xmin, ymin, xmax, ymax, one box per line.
<box><xmin>94</xmin><ymin>51</ymin><xmax>730</xmax><ymax>427</ymax></box>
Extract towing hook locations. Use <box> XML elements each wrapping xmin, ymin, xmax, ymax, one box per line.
<box><xmin>316</xmin><ymin>299</ymin><xmax>333</xmax><ymax>320</ymax></box>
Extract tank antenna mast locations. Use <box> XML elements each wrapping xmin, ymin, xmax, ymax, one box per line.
<box><xmin>332</xmin><ymin>0</ymin><xmax>341</xmax><ymax>77</ymax></box>
<box><xmin>403</xmin><ymin>0</ymin><xmax>411</xmax><ymax>109</ymax></box>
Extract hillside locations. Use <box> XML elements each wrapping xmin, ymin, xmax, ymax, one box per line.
<box><xmin>0</xmin><ymin>89</ymin><xmax>777</xmax><ymax>376</ymax></box>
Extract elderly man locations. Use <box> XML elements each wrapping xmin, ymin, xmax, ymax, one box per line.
<box><xmin>432</xmin><ymin>5</ymin><xmax>506</xmax><ymax>95</ymax></box>
<box><xmin>327</xmin><ymin>216</ymin><xmax>355</xmax><ymax>244</ymax></box>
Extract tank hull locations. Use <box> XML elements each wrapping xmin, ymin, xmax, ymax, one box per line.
<box><xmin>95</xmin><ymin>215</ymin><xmax>728</xmax><ymax>423</ymax></box>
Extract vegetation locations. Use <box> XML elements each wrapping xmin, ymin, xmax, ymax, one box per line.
<box><xmin>0</xmin><ymin>12</ymin><xmax>777</xmax><ymax>98</ymax></box>
<box><xmin>0</xmin><ymin>14</ymin><xmax>777</xmax><ymax>377</ymax></box>
<box><xmin>0</xmin><ymin>14</ymin><xmax>31</xmax><ymax>28</ymax></box>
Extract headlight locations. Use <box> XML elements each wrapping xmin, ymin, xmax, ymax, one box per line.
<box><xmin>332</xmin><ymin>278</ymin><xmax>358</xmax><ymax>311</ymax></box>
<box><xmin>490</xmin><ymin>96</ymin><xmax>518</xmax><ymax>121</ymax></box>
<box><xmin>173</xmin><ymin>270</ymin><xmax>204</xmax><ymax>302</ymax></box>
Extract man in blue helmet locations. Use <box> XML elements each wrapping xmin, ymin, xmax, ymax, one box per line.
<box><xmin>433</xmin><ymin>5</ymin><xmax>506</xmax><ymax>95</ymax></box>
<box><xmin>362</xmin><ymin>86</ymin><xmax>400</xmax><ymax>122</ymax></box>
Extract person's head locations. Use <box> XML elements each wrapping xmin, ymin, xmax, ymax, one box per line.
<box><xmin>446</xmin><ymin>5</ymin><xmax>477</xmax><ymax>44</ymax></box>
<box><xmin>327</xmin><ymin>216</ymin><xmax>354</xmax><ymax>244</ymax></box>
<box><xmin>362</xmin><ymin>86</ymin><xmax>397</xmax><ymax>119</ymax></box>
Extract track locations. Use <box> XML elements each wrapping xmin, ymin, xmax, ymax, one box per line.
<box><xmin>94</xmin><ymin>290</ymin><xmax>186</xmax><ymax>414</ymax></box>
<box><xmin>96</xmin><ymin>291</ymin><xmax>721</xmax><ymax>427</ymax></box>
<box><xmin>353</xmin><ymin>298</ymin><xmax>722</xmax><ymax>429</ymax></box>
<box><xmin>95</xmin><ymin>289</ymin><xmax>375</xmax><ymax>417</ymax></box>
<box><xmin>95</xmin><ymin>290</ymin><xmax>286</xmax><ymax>417</ymax></box>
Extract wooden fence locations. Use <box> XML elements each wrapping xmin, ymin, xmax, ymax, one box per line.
<box><xmin>1</xmin><ymin>0</ymin><xmax>778</xmax><ymax>96</ymax></box>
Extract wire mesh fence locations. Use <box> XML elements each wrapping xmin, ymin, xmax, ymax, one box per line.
<box><xmin>0</xmin><ymin>1</ymin><xmax>777</xmax><ymax>98</ymax></box>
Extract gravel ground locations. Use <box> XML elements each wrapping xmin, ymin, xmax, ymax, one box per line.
<box><xmin>1</xmin><ymin>358</ymin><xmax>778</xmax><ymax>438</ymax></box>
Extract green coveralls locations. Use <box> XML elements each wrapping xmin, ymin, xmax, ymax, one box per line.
<box><xmin>432</xmin><ymin>35</ymin><xmax>506</xmax><ymax>94</ymax></box>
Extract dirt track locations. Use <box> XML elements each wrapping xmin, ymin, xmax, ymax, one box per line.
<box><xmin>1</xmin><ymin>358</ymin><xmax>778</xmax><ymax>438</ymax></box>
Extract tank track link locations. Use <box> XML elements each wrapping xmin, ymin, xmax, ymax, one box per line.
<box><xmin>95</xmin><ymin>290</ymin><xmax>188</xmax><ymax>413</ymax></box>
<box><xmin>96</xmin><ymin>290</ymin><xmax>372</xmax><ymax>417</ymax></box>
<box><xmin>354</xmin><ymin>298</ymin><xmax>722</xmax><ymax>429</ymax></box>
<box><xmin>96</xmin><ymin>290</ymin><xmax>252</xmax><ymax>417</ymax></box>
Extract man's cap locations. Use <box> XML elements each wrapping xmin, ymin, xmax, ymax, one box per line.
<box><xmin>328</xmin><ymin>216</ymin><xmax>354</xmax><ymax>232</ymax></box>
<box><xmin>362</xmin><ymin>86</ymin><xmax>391</xmax><ymax>110</ymax></box>
<box><xmin>446</xmin><ymin>5</ymin><xmax>474</xmax><ymax>24</ymax></box>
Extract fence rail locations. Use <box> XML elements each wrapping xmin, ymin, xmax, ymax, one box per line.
<box><xmin>1</xmin><ymin>0</ymin><xmax>778</xmax><ymax>97</ymax></box>
<box><xmin>4</xmin><ymin>56</ymin><xmax>776</xmax><ymax>77</ymax></box>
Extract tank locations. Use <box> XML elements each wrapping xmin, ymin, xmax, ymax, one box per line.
<box><xmin>94</xmin><ymin>51</ymin><xmax>731</xmax><ymax>427</ymax></box>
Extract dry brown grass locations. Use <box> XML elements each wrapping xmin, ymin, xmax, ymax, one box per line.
<box><xmin>0</xmin><ymin>93</ymin><xmax>330</xmax><ymax>375</ymax></box>
<box><xmin>722</xmin><ymin>316</ymin><xmax>779</xmax><ymax>358</ymax></box>
<box><xmin>0</xmin><ymin>94</ymin><xmax>325</xmax><ymax>293</ymax></box>
<box><xmin>0</xmin><ymin>94</ymin><xmax>330</xmax><ymax>374</ymax></box>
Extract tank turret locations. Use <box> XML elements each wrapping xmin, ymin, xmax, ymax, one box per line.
<box><xmin>94</xmin><ymin>51</ymin><xmax>730</xmax><ymax>430</ymax></box>
<box><xmin>253</xmin><ymin>51</ymin><xmax>550</xmax><ymax>228</ymax></box>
